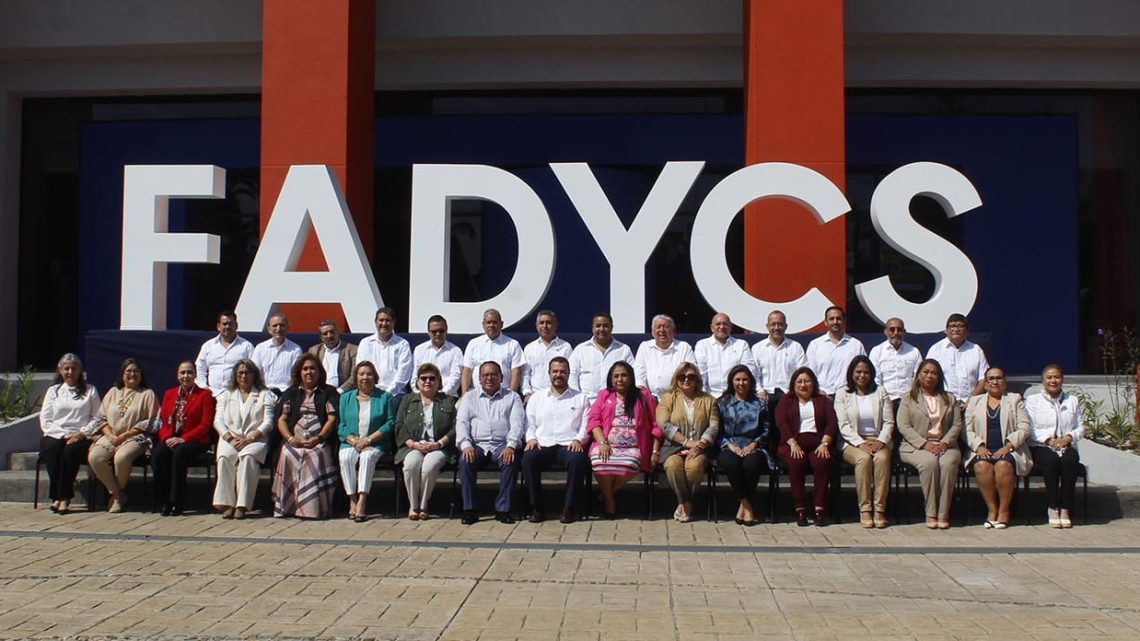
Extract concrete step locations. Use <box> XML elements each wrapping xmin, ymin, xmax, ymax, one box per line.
<box><xmin>8</xmin><ymin>451</ymin><xmax>37</xmax><ymax>471</ymax></box>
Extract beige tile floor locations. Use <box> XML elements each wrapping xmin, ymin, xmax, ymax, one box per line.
<box><xmin>1</xmin><ymin>503</ymin><xmax>1138</xmax><ymax>640</ymax></box>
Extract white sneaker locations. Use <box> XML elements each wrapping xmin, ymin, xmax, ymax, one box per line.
<box><xmin>1047</xmin><ymin>507</ymin><xmax>1061</xmax><ymax>528</ymax></box>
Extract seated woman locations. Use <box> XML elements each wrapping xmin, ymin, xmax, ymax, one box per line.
<box><xmin>1024</xmin><ymin>364</ymin><xmax>1085</xmax><ymax>528</ymax></box>
<box><xmin>338</xmin><ymin>361</ymin><xmax>395</xmax><ymax>523</ymax></box>
<box><xmin>775</xmin><ymin>366</ymin><xmax>838</xmax><ymax>526</ymax></box>
<box><xmin>657</xmin><ymin>362</ymin><xmax>719</xmax><ymax>522</ymax></box>
<box><xmin>584</xmin><ymin>361</ymin><xmax>662</xmax><ymax>519</ymax></box>
<box><xmin>897</xmin><ymin>358</ymin><xmax>962</xmax><ymax>529</ymax></box>
<box><xmin>213</xmin><ymin>358</ymin><xmax>277</xmax><ymax>519</ymax></box>
<box><xmin>715</xmin><ymin>364</ymin><xmax>771</xmax><ymax>526</ymax></box>
<box><xmin>395</xmin><ymin>363</ymin><xmax>457</xmax><ymax>520</ymax></box>
<box><xmin>834</xmin><ymin>356</ymin><xmax>895</xmax><ymax>528</ymax></box>
<box><xmin>153</xmin><ymin>361</ymin><xmax>215</xmax><ymax>516</ymax></box>
<box><xmin>88</xmin><ymin>358</ymin><xmax>157</xmax><ymax>513</ymax></box>
<box><xmin>39</xmin><ymin>353</ymin><xmax>101</xmax><ymax>514</ymax></box>
<box><xmin>273</xmin><ymin>354</ymin><xmax>340</xmax><ymax>519</ymax></box>
<box><xmin>965</xmin><ymin>366</ymin><xmax>1030</xmax><ymax>528</ymax></box>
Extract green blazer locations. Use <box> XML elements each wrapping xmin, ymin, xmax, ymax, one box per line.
<box><xmin>337</xmin><ymin>388</ymin><xmax>395</xmax><ymax>453</ymax></box>
<box><xmin>394</xmin><ymin>392</ymin><xmax>458</xmax><ymax>464</ymax></box>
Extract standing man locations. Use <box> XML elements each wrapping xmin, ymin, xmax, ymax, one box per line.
<box><xmin>413</xmin><ymin>314</ymin><xmax>463</xmax><ymax>396</ymax></box>
<box><xmin>751</xmin><ymin>309</ymin><xmax>807</xmax><ymax>411</ymax></box>
<box><xmin>634</xmin><ymin>314</ymin><xmax>696</xmax><ymax>400</ymax></box>
<box><xmin>868</xmin><ymin>317</ymin><xmax>921</xmax><ymax>410</ymax></box>
<box><xmin>522</xmin><ymin>357</ymin><xmax>588</xmax><ymax>524</ymax></box>
<box><xmin>357</xmin><ymin>307</ymin><xmax>413</xmax><ymax>403</ymax></box>
<box><xmin>521</xmin><ymin>309</ymin><xmax>572</xmax><ymax>403</ymax></box>
<box><xmin>461</xmin><ymin>309</ymin><xmax>525</xmax><ymax>396</ymax></box>
<box><xmin>926</xmin><ymin>313</ymin><xmax>989</xmax><ymax>405</ymax></box>
<box><xmin>251</xmin><ymin>313</ymin><xmax>303</xmax><ymax>392</ymax></box>
<box><xmin>568</xmin><ymin>312</ymin><xmax>635</xmax><ymax>404</ymax></box>
<box><xmin>457</xmin><ymin>361</ymin><xmax>526</xmax><ymax>525</ymax></box>
<box><xmin>694</xmin><ymin>312</ymin><xmax>757</xmax><ymax>398</ymax></box>
<box><xmin>195</xmin><ymin>310</ymin><xmax>254</xmax><ymax>395</ymax></box>
<box><xmin>307</xmin><ymin>319</ymin><xmax>358</xmax><ymax>393</ymax></box>
<box><xmin>805</xmin><ymin>306</ymin><xmax>866</xmax><ymax>396</ymax></box>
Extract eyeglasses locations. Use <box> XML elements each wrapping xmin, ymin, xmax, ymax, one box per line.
<box><xmin>886</xmin><ymin>327</ymin><xmax>905</xmax><ymax>333</ymax></box>
<box><xmin>678</xmin><ymin>374</ymin><xmax>699</xmax><ymax>382</ymax></box>
<box><xmin>418</xmin><ymin>375</ymin><xmax>437</xmax><ymax>383</ymax></box>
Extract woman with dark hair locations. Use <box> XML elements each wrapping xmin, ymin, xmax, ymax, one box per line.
<box><xmin>964</xmin><ymin>366</ymin><xmax>1030</xmax><ymax>528</ymax></box>
<box><xmin>337</xmin><ymin>361</ymin><xmax>395</xmax><ymax>522</ymax></box>
<box><xmin>272</xmin><ymin>353</ymin><xmax>340</xmax><ymax>518</ymax></box>
<box><xmin>212</xmin><ymin>358</ymin><xmax>276</xmax><ymax>519</ymax></box>
<box><xmin>88</xmin><ymin>358</ymin><xmax>157</xmax><ymax>513</ymax></box>
<box><xmin>583</xmin><ymin>361</ymin><xmax>662</xmax><ymax>519</ymax></box>
<box><xmin>775</xmin><ymin>366</ymin><xmax>838</xmax><ymax>526</ymax></box>
<box><xmin>897</xmin><ymin>358</ymin><xmax>963</xmax><ymax>529</ymax></box>
<box><xmin>1024</xmin><ymin>364</ymin><xmax>1085</xmax><ymax>528</ymax></box>
<box><xmin>39</xmin><ymin>353</ymin><xmax>101</xmax><ymax>514</ymax></box>
<box><xmin>395</xmin><ymin>362</ymin><xmax>457</xmax><ymax>520</ymax></box>
<box><xmin>715</xmin><ymin>364</ymin><xmax>771</xmax><ymax>525</ymax></box>
<box><xmin>657</xmin><ymin>362</ymin><xmax>719</xmax><ymax>522</ymax></box>
<box><xmin>153</xmin><ymin>361</ymin><xmax>215</xmax><ymax>516</ymax></box>
<box><xmin>834</xmin><ymin>355</ymin><xmax>895</xmax><ymax>528</ymax></box>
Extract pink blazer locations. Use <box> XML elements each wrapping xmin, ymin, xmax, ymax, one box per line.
<box><xmin>584</xmin><ymin>388</ymin><xmax>663</xmax><ymax>472</ymax></box>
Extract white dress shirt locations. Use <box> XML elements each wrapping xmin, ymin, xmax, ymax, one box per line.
<box><xmin>525</xmin><ymin>387</ymin><xmax>587</xmax><ymax>446</ymax></box>
<box><xmin>251</xmin><ymin>338</ymin><xmax>303</xmax><ymax>391</ymax></box>
<box><xmin>868</xmin><ymin>340</ymin><xmax>921</xmax><ymax>400</ymax></box>
<box><xmin>694</xmin><ymin>335</ymin><xmax>758</xmax><ymax>397</ymax></box>
<box><xmin>634</xmin><ymin>339</ymin><xmax>695</xmax><ymax>399</ymax></box>
<box><xmin>413</xmin><ymin>340</ymin><xmax>464</xmax><ymax>396</ymax></box>
<box><xmin>806</xmin><ymin>334</ymin><xmax>867</xmax><ymax>396</ymax></box>
<box><xmin>456</xmin><ymin>387</ymin><xmax>526</xmax><ymax>454</ymax></box>
<box><xmin>925</xmin><ymin>338</ymin><xmax>988</xmax><ymax>402</ymax></box>
<box><xmin>751</xmin><ymin>337</ymin><xmax>807</xmax><ymax>394</ymax></box>
<box><xmin>463</xmin><ymin>333</ymin><xmax>525</xmax><ymax>392</ymax></box>
<box><xmin>1024</xmin><ymin>391</ymin><xmax>1085</xmax><ymax>446</ymax></box>
<box><xmin>320</xmin><ymin>342</ymin><xmax>344</xmax><ymax>389</ymax></box>
<box><xmin>357</xmin><ymin>333</ymin><xmax>413</xmax><ymax>396</ymax></box>
<box><xmin>568</xmin><ymin>339</ymin><xmax>635</xmax><ymax>403</ymax></box>
<box><xmin>195</xmin><ymin>335</ymin><xmax>254</xmax><ymax>394</ymax></box>
<box><xmin>39</xmin><ymin>383</ymin><xmax>101</xmax><ymax>439</ymax></box>
<box><xmin>521</xmin><ymin>336</ymin><xmax>573</xmax><ymax>396</ymax></box>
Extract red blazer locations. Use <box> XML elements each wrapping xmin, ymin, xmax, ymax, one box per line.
<box><xmin>775</xmin><ymin>394</ymin><xmax>838</xmax><ymax>444</ymax></box>
<box><xmin>158</xmin><ymin>385</ymin><xmax>216</xmax><ymax>444</ymax></box>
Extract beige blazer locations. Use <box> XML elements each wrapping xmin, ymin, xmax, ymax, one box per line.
<box><xmin>833</xmin><ymin>387</ymin><xmax>895</xmax><ymax>449</ymax></box>
<box><xmin>656</xmin><ymin>391</ymin><xmax>719</xmax><ymax>444</ymax></box>
<box><xmin>308</xmin><ymin>341</ymin><xmax>359</xmax><ymax>391</ymax></box>
<box><xmin>213</xmin><ymin>388</ymin><xmax>278</xmax><ymax>440</ymax></box>
<box><xmin>964</xmin><ymin>392</ymin><xmax>1031</xmax><ymax>475</ymax></box>
<box><xmin>896</xmin><ymin>392</ymin><xmax>962</xmax><ymax>453</ymax></box>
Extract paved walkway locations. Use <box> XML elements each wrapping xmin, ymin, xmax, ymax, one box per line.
<box><xmin>0</xmin><ymin>504</ymin><xmax>1138</xmax><ymax>640</ymax></box>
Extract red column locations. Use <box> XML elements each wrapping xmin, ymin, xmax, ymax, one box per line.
<box><xmin>743</xmin><ymin>1</ymin><xmax>846</xmax><ymax>326</ymax></box>
<box><xmin>260</xmin><ymin>0</ymin><xmax>375</xmax><ymax>332</ymax></box>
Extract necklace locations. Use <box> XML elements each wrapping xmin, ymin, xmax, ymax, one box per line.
<box><xmin>986</xmin><ymin>404</ymin><xmax>1000</xmax><ymax>419</ymax></box>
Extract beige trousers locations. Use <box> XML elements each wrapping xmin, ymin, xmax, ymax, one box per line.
<box><xmin>842</xmin><ymin>444</ymin><xmax>892</xmax><ymax>513</ymax></box>
<box><xmin>900</xmin><ymin>446</ymin><xmax>961</xmax><ymax>520</ymax></box>
<box><xmin>87</xmin><ymin>435</ymin><xmax>146</xmax><ymax>494</ymax></box>
<box><xmin>662</xmin><ymin>452</ymin><xmax>708</xmax><ymax>503</ymax></box>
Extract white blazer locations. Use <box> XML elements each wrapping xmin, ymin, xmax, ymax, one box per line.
<box><xmin>833</xmin><ymin>387</ymin><xmax>895</xmax><ymax>449</ymax></box>
<box><xmin>213</xmin><ymin>388</ymin><xmax>278</xmax><ymax>440</ymax></box>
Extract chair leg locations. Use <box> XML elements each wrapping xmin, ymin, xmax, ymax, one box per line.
<box><xmin>33</xmin><ymin>455</ymin><xmax>42</xmax><ymax>509</ymax></box>
<box><xmin>394</xmin><ymin>464</ymin><xmax>403</xmax><ymax>518</ymax></box>
<box><xmin>449</xmin><ymin>466</ymin><xmax>458</xmax><ymax>519</ymax></box>
<box><xmin>1082</xmin><ymin>471</ymin><xmax>1088</xmax><ymax>525</ymax></box>
<box><xmin>1022</xmin><ymin>475</ymin><xmax>1030</xmax><ymax>526</ymax></box>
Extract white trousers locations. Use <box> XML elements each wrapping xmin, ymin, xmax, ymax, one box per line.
<box><xmin>213</xmin><ymin>439</ymin><xmax>268</xmax><ymax>510</ymax></box>
<box><xmin>403</xmin><ymin>449</ymin><xmax>448</xmax><ymax>511</ymax></box>
<box><xmin>339</xmin><ymin>447</ymin><xmax>381</xmax><ymax>495</ymax></box>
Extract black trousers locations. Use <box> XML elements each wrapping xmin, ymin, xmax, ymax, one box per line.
<box><xmin>521</xmin><ymin>445</ymin><xmax>588</xmax><ymax>512</ymax></box>
<box><xmin>151</xmin><ymin>439</ymin><xmax>209</xmax><ymax>507</ymax></box>
<box><xmin>717</xmin><ymin>448</ymin><xmax>768</xmax><ymax>501</ymax></box>
<box><xmin>40</xmin><ymin>435</ymin><xmax>91</xmax><ymax>502</ymax></box>
<box><xmin>1032</xmin><ymin>445</ymin><xmax>1081</xmax><ymax>511</ymax></box>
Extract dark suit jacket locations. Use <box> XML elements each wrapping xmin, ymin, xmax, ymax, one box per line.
<box><xmin>307</xmin><ymin>341</ymin><xmax>359</xmax><ymax>392</ymax></box>
<box><xmin>774</xmin><ymin>394</ymin><xmax>838</xmax><ymax>444</ymax></box>
<box><xmin>393</xmin><ymin>392</ymin><xmax>458</xmax><ymax>464</ymax></box>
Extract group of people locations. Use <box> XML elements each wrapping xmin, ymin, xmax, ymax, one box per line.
<box><xmin>36</xmin><ymin>305</ymin><xmax>1086</xmax><ymax>530</ymax></box>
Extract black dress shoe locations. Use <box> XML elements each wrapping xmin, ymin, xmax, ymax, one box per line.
<box><xmin>735</xmin><ymin>517</ymin><xmax>745</xmax><ymax>525</ymax></box>
<box><xmin>814</xmin><ymin>512</ymin><xmax>829</xmax><ymax>527</ymax></box>
<box><xmin>495</xmin><ymin>511</ymin><xmax>515</xmax><ymax>524</ymax></box>
<box><xmin>559</xmin><ymin>510</ymin><xmax>576</xmax><ymax>524</ymax></box>
<box><xmin>602</xmin><ymin>511</ymin><xmax>617</xmax><ymax>520</ymax></box>
<box><xmin>161</xmin><ymin>503</ymin><xmax>173</xmax><ymax>517</ymax></box>
<box><xmin>170</xmin><ymin>504</ymin><xmax>183</xmax><ymax>517</ymax></box>
<box><xmin>527</xmin><ymin>509</ymin><xmax>545</xmax><ymax>524</ymax></box>
<box><xmin>461</xmin><ymin>511</ymin><xmax>478</xmax><ymax>525</ymax></box>
<box><xmin>796</xmin><ymin>511</ymin><xmax>809</xmax><ymax>527</ymax></box>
